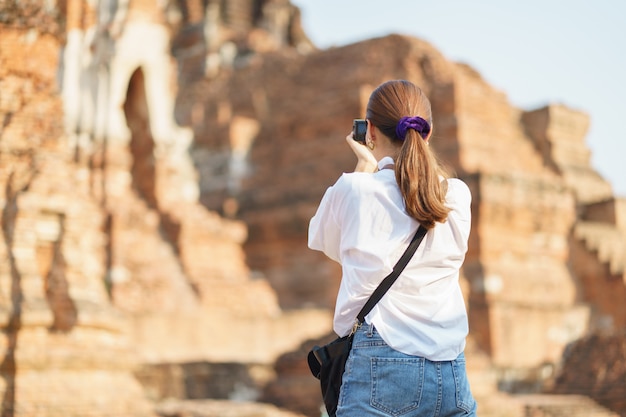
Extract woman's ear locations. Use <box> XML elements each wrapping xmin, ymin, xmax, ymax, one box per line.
<box><xmin>366</xmin><ymin>119</ymin><xmax>376</xmax><ymax>142</ymax></box>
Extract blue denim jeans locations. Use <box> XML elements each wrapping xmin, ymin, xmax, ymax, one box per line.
<box><xmin>336</xmin><ymin>324</ymin><xmax>477</xmax><ymax>417</ymax></box>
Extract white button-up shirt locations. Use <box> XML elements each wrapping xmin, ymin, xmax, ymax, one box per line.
<box><xmin>308</xmin><ymin>157</ymin><xmax>472</xmax><ymax>360</ymax></box>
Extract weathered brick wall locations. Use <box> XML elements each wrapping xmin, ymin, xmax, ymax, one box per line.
<box><xmin>452</xmin><ymin>64</ymin><xmax>548</xmax><ymax>176</ymax></box>
<box><xmin>522</xmin><ymin>105</ymin><xmax>613</xmax><ymax>204</ymax></box>
<box><xmin>0</xmin><ymin>1</ymin><xmax>329</xmax><ymax>415</ymax></box>
<box><xmin>463</xmin><ymin>172</ymin><xmax>585</xmax><ymax>371</ymax></box>
<box><xmin>0</xmin><ymin>24</ymin><xmax>155</xmax><ymax>417</ymax></box>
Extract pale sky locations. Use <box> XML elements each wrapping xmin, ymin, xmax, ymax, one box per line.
<box><xmin>291</xmin><ymin>0</ymin><xmax>626</xmax><ymax>197</ymax></box>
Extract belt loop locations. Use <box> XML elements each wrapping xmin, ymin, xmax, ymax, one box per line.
<box><xmin>366</xmin><ymin>323</ymin><xmax>374</xmax><ymax>337</ymax></box>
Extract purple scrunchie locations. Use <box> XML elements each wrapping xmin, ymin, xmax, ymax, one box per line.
<box><xmin>395</xmin><ymin>116</ymin><xmax>431</xmax><ymax>140</ymax></box>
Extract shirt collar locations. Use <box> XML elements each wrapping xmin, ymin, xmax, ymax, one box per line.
<box><xmin>377</xmin><ymin>156</ymin><xmax>395</xmax><ymax>171</ymax></box>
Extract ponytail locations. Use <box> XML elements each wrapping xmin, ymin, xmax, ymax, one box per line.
<box><xmin>395</xmin><ymin>130</ymin><xmax>449</xmax><ymax>229</ymax></box>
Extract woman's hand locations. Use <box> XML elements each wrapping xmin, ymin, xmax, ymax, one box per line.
<box><xmin>345</xmin><ymin>133</ymin><xmax>378</xmax><ymax>173</ymax></box>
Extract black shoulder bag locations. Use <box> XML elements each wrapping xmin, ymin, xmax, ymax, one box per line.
<box><xmin>307</xmin><ymin>225</ymin><xmax>427</xmax><ymax>417</ymax></box>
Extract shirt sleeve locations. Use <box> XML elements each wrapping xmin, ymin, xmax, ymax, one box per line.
<box><xmin>444</xmin><ymin>178</ymin><xmax>472</xmax><ymax>248</ymax></box>
<box><xmin>308</xmin><ymin>181</ymin><xmax>342</xmax><ymax>263</ymax></box>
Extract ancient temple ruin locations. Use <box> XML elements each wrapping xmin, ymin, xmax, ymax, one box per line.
<box><xmin>0</xmin><ymin>1</ymin><xmax>624</xmax><ymax>417</ymax></box>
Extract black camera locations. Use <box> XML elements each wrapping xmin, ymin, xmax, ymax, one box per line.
<box><xmin>352</xmin><ymin>119</ymin><xmax>367</xmax><ymax>143</ymax></box>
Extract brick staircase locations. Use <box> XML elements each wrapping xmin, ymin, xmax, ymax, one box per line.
<box><xmin>571</xmin><ymin>199</ymin><xmax>626</xmax><ymax>330</ymax></box>
<box><xmin>576</xmin><ymin>197</ymin><xmax>626</xmax><ymax>278</ymax></box>
<box><xmin>575</xmin><ymin>221</ymin><xmax>626</xmax><ymax>279</ymax></box>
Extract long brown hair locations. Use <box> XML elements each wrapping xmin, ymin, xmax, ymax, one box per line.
<box><xmin>366</xmin><ymin>80</ymin><xmax>449</xmax><ymax>229</ymax></box>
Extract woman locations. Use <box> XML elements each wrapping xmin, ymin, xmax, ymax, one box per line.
<box><xmin>308</xmin><ymin>80</ymin><xmax>476</xmax><ymax>416</ymax></box>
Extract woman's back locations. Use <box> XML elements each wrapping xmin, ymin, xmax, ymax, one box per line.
<box><xmin>308</xmin><ymin>159</ymin><xmax>471</xmax><ymax>360</ymax></box>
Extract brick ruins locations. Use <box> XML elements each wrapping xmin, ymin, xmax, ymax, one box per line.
<box><xmin>1</xmin><ymin>1</ymin><xmax>625</xmax><ymax>417</ymax></box>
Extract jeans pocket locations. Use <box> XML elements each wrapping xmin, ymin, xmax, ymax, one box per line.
<box><xmin>451</xmin><ymin>357</ymin><xmax>476</xmax><ymax>413</ymax></box>
<box><xmin>370</xmin><ymin>357</ymin><xmax>425</xmax><ymax>416</ymax></box>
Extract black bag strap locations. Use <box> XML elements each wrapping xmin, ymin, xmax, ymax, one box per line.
<box><xmin>355</xmin><ymin>225</ymin><xmax>427</xmax><ymax>324</ymax></box>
